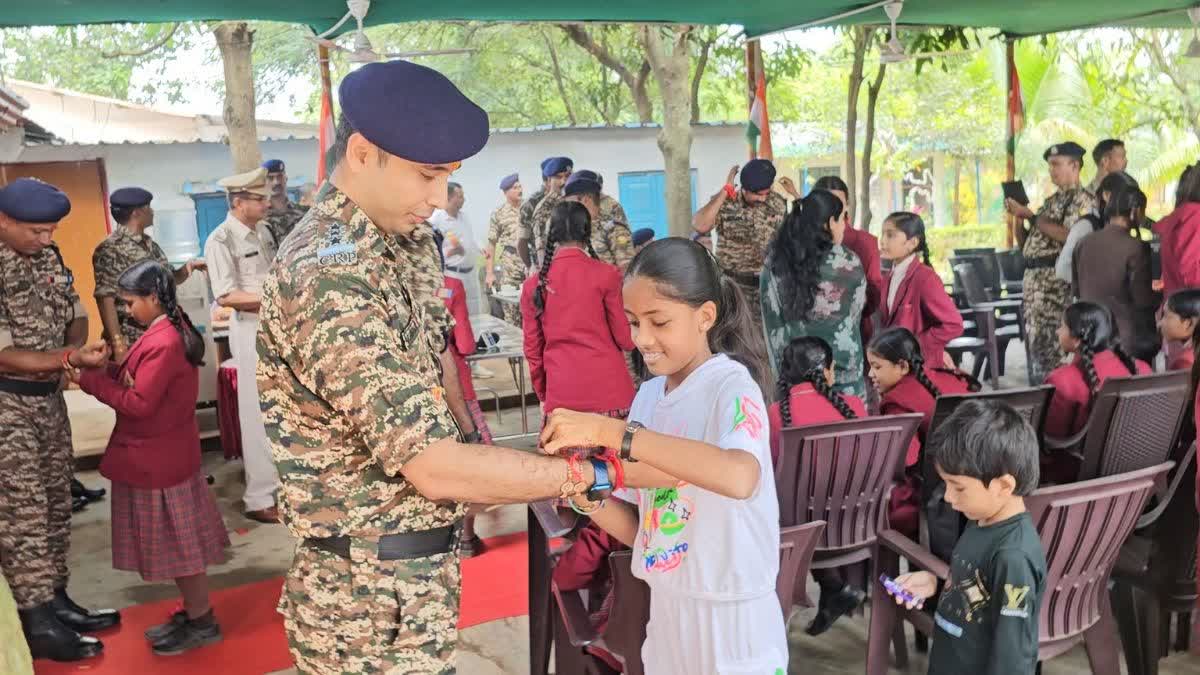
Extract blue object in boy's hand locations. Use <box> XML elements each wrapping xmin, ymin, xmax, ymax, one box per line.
<box><xmin>880</xmin><ymin>574</ymin><xmax>922</xmax><ymax>608</ymax></box>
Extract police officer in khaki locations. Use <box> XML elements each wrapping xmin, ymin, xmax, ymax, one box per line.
<box><xmin>0</xmin><ymin>178</ymin><xmax>119</xmax><ymax>662</ymax></box>
<box><xmin>203</xmin><ymin>168</ymin><xmax>281</xmax><ymax>523</ymax></box>
<box><xmin>258</xmin><ymin>60</ymin><xmax>631</xmax><ymax>674</ymax></box>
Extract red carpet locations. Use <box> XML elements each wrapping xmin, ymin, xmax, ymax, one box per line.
<box><xmin>35</xmin><ymin>532</ymin><xmax>529</xmax><ymax>675</ymax></box>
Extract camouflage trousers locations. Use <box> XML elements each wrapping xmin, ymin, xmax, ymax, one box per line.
<box><xmin>281</xmin><ymin>542</ymin><xmax>461</xmax><ymax>674</ymax></box>
<box><xmin>496</xmin><ymin>248</ymin><xmax>525</xmax><ymax>328</ymax></box>
<box><xmin>1023</xmin><ymin>269</ymin><xmax>1071</xmax><ymax>386</ymax></box>
<box><xmin>0</xmin><ymin>391</ymin><xmax>72</xmax><ymax>609</ymax></box>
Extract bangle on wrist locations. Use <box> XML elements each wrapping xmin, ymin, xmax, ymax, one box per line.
<box><xmin>62</xmin><ymin>350</ymin><xmax>76</xmax><ymax>371</ymax></box>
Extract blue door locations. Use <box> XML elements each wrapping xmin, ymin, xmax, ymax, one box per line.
<box><xmin>192</xmin><ymin>188</ymin><xmax>303</xmax><ymax>254</ymax></box>
<box><xmin>617</xmin><ymin>170</ymin><xmax>698</xmax><ymax>240</ymax></box>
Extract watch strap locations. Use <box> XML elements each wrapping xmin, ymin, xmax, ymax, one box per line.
<box><xmin>620</xmin><ymin>421</ymin><xmax>643</xmax><ymax>462</ymax></box>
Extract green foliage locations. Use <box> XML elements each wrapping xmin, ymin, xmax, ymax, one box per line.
<box><xmin>925</xmin><ymin>223</ymin><xmax>1008</xmax><ymax>277</ymax></box>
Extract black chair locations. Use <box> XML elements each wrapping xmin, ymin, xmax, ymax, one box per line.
<box><xmin>995</xmin><ymin>248</ymin><xmax>1025</xmax><ymax>297</ymax></box>
<box><xmin>951</xmin><ymin>262</ymin><xmax>1022</xmax><ymax>381</ymax></box>
<box><xmin>951</xmin><ymin>250</ymin><xmax>1003</xmax><ymax>300</ymax></box>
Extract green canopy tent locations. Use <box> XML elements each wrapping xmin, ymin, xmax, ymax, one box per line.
<box><xmin>3</xmin><ymin>0</ymin><xmax>1200</xmax><ymax>37</ymax></box>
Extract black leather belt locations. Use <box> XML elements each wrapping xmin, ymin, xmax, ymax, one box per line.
<box><xmin>0</xmin><ymin>377</ymin><xmax>59</xmax><ymax>396</ymax></box>
<box><xmin>305</xmin><ymin>522</ymin><xmax>462</xmax><ymax>561</ymax></box>
<box><xmin>725</xmin><ymin>269</ymin><xmax>760</xmax><ymax>286</ymax></box>
<box><xmin>446</xmin><ymin>265</ymin><xmax>474</xmax><ymax>274</ymax></box>
<box><xmin>1024</xmin><ymin>255</ymin><xmax>1058</xmax><ymax>270</ymax></box>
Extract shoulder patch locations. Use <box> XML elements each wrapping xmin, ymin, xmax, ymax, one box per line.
<box><xmin>317</xmin><ymin>220</ymin><xmax>358</xmax><ymax>266</ymax></box>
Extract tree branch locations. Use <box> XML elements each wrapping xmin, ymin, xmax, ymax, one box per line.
<box><xmin>562</xmin><ymin>24</ymin><xmax>654</xmax><ymax>122</ymax></box>
<box><xmin>101</xmin><ymin>23</ymin><xmax>180</xmax><ymax>58</ymax></box>
<box><xmin>690</xmin><ymin>31</ymin><xmax>716</xmax><ymax>124</ymax></box>
<box><xmin>541</xmin><ymin>29</ymin><xmax>578</xmax><ymax>125</ymax></box>
<box><xmin>1143</xmin><ymin>30</ymin><xmax>1199</xmax><ymax>136</ymax></box>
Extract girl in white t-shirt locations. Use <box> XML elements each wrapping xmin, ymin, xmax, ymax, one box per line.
<box><xmin>541</xmin><ymin>237</ymin><xmax>787</xmax><ymax>674</ymax></box>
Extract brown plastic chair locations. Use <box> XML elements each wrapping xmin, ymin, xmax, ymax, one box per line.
<box><xmin>927</xmin><ymin>386</ymin><xmax>1054</xmax><ymax>448</ymax></box>
<box><xmin>865</xmin><ymin>461</ymin><xmax>1174</xmax><ymax>675</ymax></box>
<box><xmin>1044</xmin><ymin>371</ymin><xmax>1189</xmax><ymax>483</ymax></box>
<box><xmin>528</xmin><ymin>501</ymin><xmax>585</xmax><ymax>675</ymax></box>
<box><xmin>1111</xmin><ymin>443</ymin><xmax>1199</xmax><ymax>675</ymax></box>
<box><xmin>777</xmin><ymin>520</ymin><xmax>827</xmax><ymax>615</ymax></box>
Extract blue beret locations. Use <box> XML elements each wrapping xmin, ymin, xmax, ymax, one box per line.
<box><xmin>499</xmin><ymin>173</ymin><xmax>519</xmax><ymax>191</ymax></box>
<box><xmin>740</xmin><ymin>159</ymin><xmax>777</xmax><ymax>192</ymax></box>
<box><xmin>541</xmin><ymin>157</ymin><xmax>573</xmax><ymax>178</ymax></box>
<box><xmin>0</xmin><ymin>178</ymin><xmax>71</xmax><ymax>223</ymax></box>
<box><xmin>564</xmin><ymin>172</ymin><xmax>602</xmax><ymax>197</ymax></box>
<box><xmin>633</xmin><ymin>228</ymin><xmax>655</xmax><ymax>247</ymax></box>
<box><xmin>1043</xmin><ymin>142</ymin><xmax>1086</xmax><ymax>161</ymax></box>
<box><xmin>109</xmin><ymin>187</ymin><xmax>153</xmax><ymax>208</ymax></box>
<box><xmin>339</xmin><ymin>60</ymin><xmax>489</xmax><ymax>164</ymax></box>
<box><xmin>262</xmin><ymin>159</ymin><xmax>286</xmax><ymax>173</ymax></box>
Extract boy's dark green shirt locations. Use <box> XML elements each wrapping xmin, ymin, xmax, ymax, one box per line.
<box><xmin>928</xmin><ymin>511</ymin><xmax>1046</xmax><ymax>675</ymax></box>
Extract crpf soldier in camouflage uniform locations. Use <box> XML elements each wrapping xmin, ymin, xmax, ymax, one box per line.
<box><xmin>693</xmin><ymin>159</ymin><xmax>787</xmax><ymax>310</ymax></box>
<box><xmin>262</xmin><ymin>159</ymin><xmax>310</xmax><ymax>245</ymax></box>
<box><xmin>556</xmin><ymin>170</ymin><xmax>635</xmax><ymax>270</ymax></box>
<box><xmin>257</xmin><ymin>60</ymin><xmax>620</xmax><ymax>675</ymax></box>
<box><xmin>485</xmin><ymin>173</ymin><xmax>525</xmax><ymax>326</ymax></box>
<box><xmin>92</xmin><ymin>187</ymin><xmax>206</xmax><ymax>361</ymax></box>
<box><xmin>591</xmin><ymin>173</ymin><xmax>629</xmax><ymax>227</ymax></box>
<box><xmin>0</xmin><ymin>179</ymin><xmax>119</xmax><ymax>663</ymax></box>
<box><xmin>518</xmin><ymin>156</ymin><xmax>572</xmax><ymax>269</ymax></box>
<box><xmin>1007</xmin><ymin>142</ymin><xmax>1098</xmax><ymax>384</ymax></box>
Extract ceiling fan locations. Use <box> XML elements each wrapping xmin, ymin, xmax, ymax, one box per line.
<box><xmin>308</xmin><ymin>0</ymin><xmax>476</xmax><ymax>64</ymax></box>
<box><xmin>876</xmin><ymin>1</ymin><xmax>976</xmax><ymax>64</ymax></box>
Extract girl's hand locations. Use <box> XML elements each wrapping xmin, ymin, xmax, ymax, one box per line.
<box><xmin>72</xmin><ymin>341</ymin><xmax>111</xmax><ymax>369</ymax></box>
<box><xmin>540</xmin><ymin>409</ymin><xmax>624</xmax><ymax>455</ymax></box>
<box><xmin>893</xmin><ymin>572</ymin><xmax>939</xmax><ymax>609</ymax></box>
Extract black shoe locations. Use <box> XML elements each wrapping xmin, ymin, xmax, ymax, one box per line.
<box><xmin>72</xmin><ymin>495</ymin><xmax>89</xmax><ymax>513</ymax></box>
<box><xmin>144</xmin><ymin>609</ymin><xmax>188</xmax><ymax>642</ymax></box>
<box><xmin>51</xmin><ymin>587</ymin><xmax>121</xmax><ymax>632</ymax></box>
<box><xmin>805</xmin><ymin>586</ymin><xmax>865</xmax><ymax>636</ymax></box>
<box><xmin>152</xmin><ymin>613</ymin><xmax>221</xmax><ymax>656</ymax></box>
<box><xmin>19</xmin><ymin>603</ymin><xmax>103</xmax><ymax>662</ymax></box>
<box><xmin>71</xmin><ymin>478</ymin><xmax>106</xmax><ymax>502</ymax></box>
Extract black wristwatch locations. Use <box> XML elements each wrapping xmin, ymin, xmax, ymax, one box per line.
<box><xmin>462</xmin><ymin>429</ymin><xmax>482</xmax><ymax>443</ymax></box>
<box><xmin>587</xmin><ymin>458</ymin><xmax>613</xmax><ymax>502</ymax></box>
<box><xmin>620</xmin><ymin>421</ymin><xmax>644</xmax><ymax>463</ymax></box>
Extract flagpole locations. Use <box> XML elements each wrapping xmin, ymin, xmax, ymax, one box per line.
<box><xmin>756</xmin><ymin>45</ymin><xmax>772</xmax><ymax>162</ymax></box>
<box><xmin>746</xmin><ymin>40</ymin><xmax>758</xmax><ymax>161</ymax></box>
<box><xmin>1005</xmin><ymin>38</ymin><xmax>1016</xmax><ymax>249</ymax></box>
<box><xmin>317</xmin><ymin>43</ymin><xmax>334</xmax><ymax>184</ymax></box>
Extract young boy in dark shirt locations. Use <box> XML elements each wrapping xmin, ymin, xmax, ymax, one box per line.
<box><xmin>887</xmin><ymin>399</ymin><xmax>1047</xmax><ymax>675</ymax></box>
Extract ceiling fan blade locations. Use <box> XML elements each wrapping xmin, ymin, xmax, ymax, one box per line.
<box><xmin>379</xmin><ymin>48</ymin><xmax>477</xmax><ymax>58</ymax></box>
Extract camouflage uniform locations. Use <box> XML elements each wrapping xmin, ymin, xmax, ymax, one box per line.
<box><xmin>486</xmin><ymin>202</ymin><xmax>525</xmax><ymax>326</ymax></box>
<box><xmin>91</xmin><ymin>225</ymin><xmax>169</xmax><ymax>345</ymax></box>
<box><xmin>714</xmin><ymin>192</ymin><xmax>788</xmax><ymax>310</ymax></box>
<box><xmin>533</xmin><ymin>191</ymin><xmax>635</xmax><ymax>271</ymax></box>
<box><xmin>0</xmin><ymin>242</ymin><xmax>84</xmax><ymax>610</ymax></box>
<box><xmin>598</xmin><ymin>194</ymin><xmax>629</xmax><ymax>228</ymax></box>
<box><xmin>519</xmin><ymin>188</ymin><xmax>552</xmax><ymax>266</ymax></box>
<box><xmin>258</xmin><ymin>183</ymin><xmax>463</xmax><ymax>675</ymax></box>
<box><xmin>1023</xmin><ymin>185</ymin><xmax>1097</xmax><ymax>384</ymax></box>
<box><xmin>263</xmin><ymin>200</ymin><xmax>310</xmax><ymax>247</ymax></box>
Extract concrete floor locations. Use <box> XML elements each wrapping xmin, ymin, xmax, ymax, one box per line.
<box><xmin>58</xmin><ymin>346</ymin><xmax>1200</xmax><ymax>673</ymax></box>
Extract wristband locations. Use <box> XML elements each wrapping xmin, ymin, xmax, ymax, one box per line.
<box><xmin>723</xmin><ymin>184</ymin><xmax>737</xmax><ymax>200</ymax></box>
<box><xmin>559</xmin><ymin>455</ymin><xmax>589</xmax><ymax>500</ymax></box>
<box><xmin>587</xmin><ymin>458</ymin><xmax>613</xmax><ymax>502</ymax></box>
<box><xmin>569</xmin><ymin>496</ymin><xmax>602</xmax><ymax>515</ymax></box>
<box><xmin>620</xmin><ymin>421</ymin><xmax>644</xmax><ymax>463</ymax></box>
<box><xmin>61</xmin><ymin>350</ymin><xmax>76</xmax><ymax>371</ymax></box>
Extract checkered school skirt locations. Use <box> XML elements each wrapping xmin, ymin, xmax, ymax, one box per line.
<box><xmin>110</xmin><ymin>472</ymin><xmax>231</xmax><ymax>582</ymax></box>
<box><xmin>466</xmin><ymin>399</ymin><xmax>494</xmax><ymax>444</ymax></box>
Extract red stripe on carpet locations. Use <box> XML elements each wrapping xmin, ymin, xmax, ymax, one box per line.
<box><xmin>35</xmin><ymin>532</ymin><xmax>529</xmax><ymax>675</ymax></box>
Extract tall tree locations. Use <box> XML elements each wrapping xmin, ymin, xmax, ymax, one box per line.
<box><xmin>641</xmin><ymin>25</ymin><xmax>696</xmax><ymax>236</ymax></box>
<box><xmin>213</xmin><ymin>22</ymin><xmax>261</xmax><ymax>171</ymax></box>
<box><xmin>844</xmin><ymin>26</ymin><xmax>872</xmax><ymax>226</ymax></box>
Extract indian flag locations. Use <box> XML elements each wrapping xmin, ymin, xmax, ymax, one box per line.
<box><xmin>316</xmin><ymin>86</ymin><xmax>335</xmax><ymax>184</ymax></box>
<box><xmin>746</xmin><ymin>75</ymin><xmax>772</xmax><ymax>160</ymax></box>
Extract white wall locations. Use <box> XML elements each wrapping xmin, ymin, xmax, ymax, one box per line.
<box><xmin>13</xmin><ymin>124</ymin><xmax>747</xmax><ymax>246</ymax></box>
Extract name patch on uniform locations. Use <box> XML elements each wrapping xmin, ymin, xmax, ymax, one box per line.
<box><xmin>48</xmin><ymin>273</ymin><xmax>73</xmax><ymax>285</ymax></box>
<box><xmin>437</xmin><ymin>288</ymin><xmax>453</xmax><ymax>299</ymax></box>
<box><xmin>318</xmin><ymin>221</ymin><xmax>358</xmax><ymax>266</ymax></box>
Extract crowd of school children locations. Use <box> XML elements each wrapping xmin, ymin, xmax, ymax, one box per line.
<box><xmin>518</xmin><ymin>144</ymin><xmax>1200</xmax><ymax>674</ymax></box>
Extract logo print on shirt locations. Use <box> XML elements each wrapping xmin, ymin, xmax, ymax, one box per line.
<box><xmin>641</xmin><ymin>486</ymin><xmax>694</xmax><ymax>573</ymax></box>
<box><xmin>731</xmin><ymin>396</ymin><xmax>764</xmax><ymax>440</ymax></box>
<box><xmin>1001</xmin><ymin>584</ymin><xmax>1031</xmax><ymax>618</ymax></box>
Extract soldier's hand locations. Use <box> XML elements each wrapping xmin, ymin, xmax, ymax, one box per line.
<box><xmin>726</xmin><ymin>165</ymin><xmax>739</xmax><ymax>185</ymax></box>
<box><xmin>112</xmin><ymin>345</ymin><xmax>129</xmax><ymax>366</ymax></box>
<box><xmin>1005</xmin><ymin>198</ymin><xmax>1034</xmax><ymax>220</ymax></box>
<box><xmin>187</xmin><ymin>258</ymin><xmax>208</xmax><ymax>274</ymax></box>
<box><xmin>74</xmin><ymin>341</ymin><xmax>111</xmax><ymax>369</ymax></box>
<box><xmin>485</xmin><ymin>271</ymin><xmax>497</xmax><ymax>288</ymax></box>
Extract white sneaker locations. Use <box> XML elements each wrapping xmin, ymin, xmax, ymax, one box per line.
<box><xmin>471</xmin><ymin>363</ymin><xmax>493</xmax><ymax>379</ymax></box>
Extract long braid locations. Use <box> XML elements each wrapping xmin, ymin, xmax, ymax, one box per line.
<box><xmin>776</xmin><ymin>377</ymin><xmax>793</xmax><ymax>428</ymax></box>
<box><xmin>911</xmin><ymin>355</ymin><xmax>942</xmax><ymax>399</ymax></box>
<box><xmin>1078</xmin><ymin>341</ymin><xmax>1101</xmax><ymax>397</ymax></box>
<box><xmin>807</xmin><ymin>366</ymin><xmax>858</xmax><ymax>419</ymax></box>
<box><xmin>532</xmin><ymin>238</ymin><xmax>557</xmax><ymax>323</ymax></box>
<box><xmin>918</xmin><ymin>238</ymin><xmax>932</xmax><ymax>267</ymax></box>
<box><xmin>1112</xmin><ymin>344</ymin><xmax>1138</xmax><ymax>376</ymax></box>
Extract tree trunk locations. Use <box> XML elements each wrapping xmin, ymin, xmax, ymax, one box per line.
<box><xmin>641</xmin><ymin>26</ymin><xmax>695</xmax><ymax>237</ymax></box>
<box><xmin>845</xmin><ymin>26</ymin><xmax>870</xmax><ymax>227</ymax></box>
<box><xmin>541</xmin><ymin>31</ymin><xmax>578</xmax><ymax>125</ymax></box>
<box><xmin>860</xmin><ymin>57</ymin><xmax>886</xmax><ymax>232</ymax></box>
<box><xmin>952</xmin><ymin>157</ymin><xmax>962</xmax><ymax>227</ymax></box>
<box><xmin>691</xmin><ymin>33</ymin><xmax>715</xmax><ymax>124</ymax></box>
<box><xmin>213</xmin><ymin>22</ymin><xmax>261</xmax><ymax>172</ymax></box>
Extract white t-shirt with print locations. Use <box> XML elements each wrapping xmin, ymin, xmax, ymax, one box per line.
<box><xmin>627</xmin><ymin>354</ymin><xmax>781</xmax><ymax>601</ymax></box>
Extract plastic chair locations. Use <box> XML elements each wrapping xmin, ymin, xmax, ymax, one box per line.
<box><xmin>528</xmin><ymin>501</ymin><xmax>586</xmax><ymax>675</ymax></box>
<box><xmin>1044</xmin><ymin>371</ymin><xmax>1189</xmax><ymax>483</ymax></box>
<box><xmin>951</xmin><ymin>251</ymin><xmax>1003</xmax><ymax>300</ymax></box>
<box><xmin>866</xmin><ymin>461</ymin><xmax>1174</xmax><ymax>675</ymax></box>
<box><xmin>952</xmin><ymin>262</ymin><xmax>1021</xmax><ymax>382</ymax></box>
<box><xmin>995</xmin><ymin>248</ymin><xmax>1025</xmax><ymax>296</ymax></box>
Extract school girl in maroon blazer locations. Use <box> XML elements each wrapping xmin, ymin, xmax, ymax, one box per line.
<box><xmin>878</xmin><ymin>212</ymin><xmax>963</xmax><ymax>369</ymax></box>
<box><xmin>767</xmin><ymin>335</ymin><xmax>868</xmax><ymax>636</ymax></box>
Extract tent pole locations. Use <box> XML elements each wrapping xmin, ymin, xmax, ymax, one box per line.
<box><xmin>1005</xmin><ymin>38</ymin><xmax>1016</xmax><ymax>249</ymax></box>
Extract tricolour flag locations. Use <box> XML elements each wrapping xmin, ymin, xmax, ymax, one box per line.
<box><xmin>316</xmin><ymin>85</ymin><xmax>335</xmax><ymax>185</ymax></box>
<box><xmin>1007</xmin><ymin>47</ymin><xmax>1025</xmax><ymax>134</ymax></box>
<box><xmin>746</xmin><ymin>75</ymin><xmax>772</xmax><ymax>161</ymax></box>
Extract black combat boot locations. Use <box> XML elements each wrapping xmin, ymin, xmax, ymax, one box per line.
<box><xmin>70</xmin><ymin>478</ymin><xmax>106</xmax><ymax>502</ymax></box>
<box><xmin>19</xmin><ymin>603</ymin><xmax>103</xmax><ymax>662</ymax></box>
<box><xmin>51</xmin><ymin>587</ymin><xmax>121</xmax><ymax>632</ymax></box>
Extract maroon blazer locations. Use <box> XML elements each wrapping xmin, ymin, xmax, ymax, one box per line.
<box><xmin>881</xmin><ymin>260</ymin><xmax>964</xmax><ymax>368</ymax></box>
<box><xmin>1044</xmin><ymin>350</ymin><xmax>1152</xmax><ymax>439</ymax></box>
<box><xmin>520</xmin><ymin>247</ymin><xmax>636</xmax><ymax>414</ymax></box>
<box><xmin>442</xmin><ymin>276</ymin><xmax>477</xmax><ymax>401</ymax></box>
<box><xmin>78</xmin><ymin>318</ymin><xmax>201</xmax><ymax>489</ymax></box>
<box><xmin>843</xmin><ymin>227</ymin><xmax>883</xmax><ymax>344</ymax></box>
<box><xmin>767</xmin><ymin>383</ymin><xmax>868</xmax><ymax>464</ymax></box>
<box><xmin>880</xmin><ymin>368</ymin><xmax>973</xmax><ymax>466</ymax></box>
